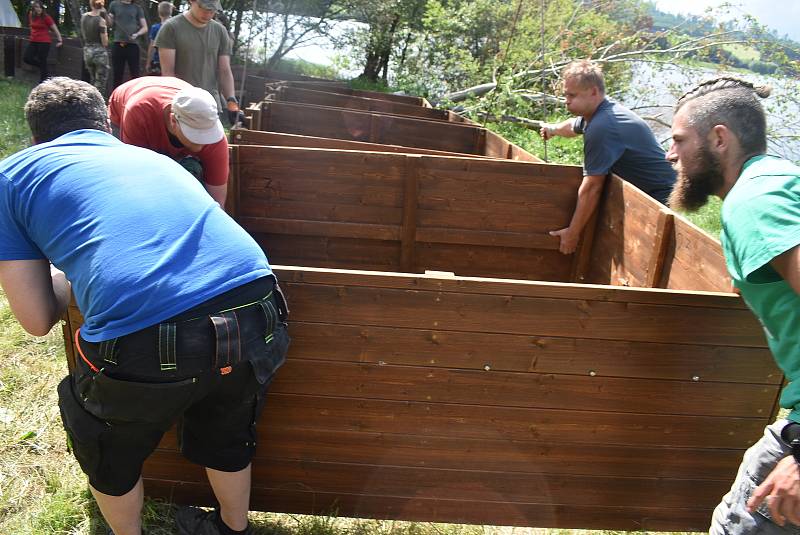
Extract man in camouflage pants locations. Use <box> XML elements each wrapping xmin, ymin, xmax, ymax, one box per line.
<box><xmin>81</xmin><ymin>0</ymin><xmax>110</xmax><ymax>97</ymax></box>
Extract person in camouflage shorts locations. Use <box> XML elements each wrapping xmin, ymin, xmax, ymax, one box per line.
<box><xmin>81</xmin><ymin>0</ymin><xmax>110</xmax><ymax>96</ymax></box>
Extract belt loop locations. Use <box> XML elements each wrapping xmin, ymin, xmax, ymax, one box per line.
<box><xmin>273</xmin><ymin>281</ymin><xmax>290</xmax><ymax>321</ymax></box>
<box><xmin>158</xmin><ymin>322</ymin><xmax>177</xmax><ymax>371</ymax></box>
<box><xmin>98</xmin><ymin>337</ymin><xmax>118</xmax><ymax>364</ymax></box>
<box><xmin>210</xmin><ymin>310</ymin><xmax>242</xmax><ymax>373</ymax></box>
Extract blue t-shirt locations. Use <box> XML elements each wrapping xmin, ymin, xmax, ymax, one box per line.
<box><xmin>574</xmin><ymin>98</ymin><xmax>676</xmax><ymax>204</ymax></box>
<box><xmin>0</xmin><ymin>129</ymin><xmax>272</xmax><ymax>342</ymax></box>
<box><xmin>148</xmin><ymin>22</ymin><xmax>161</xmax><ymax>63</ymax></box>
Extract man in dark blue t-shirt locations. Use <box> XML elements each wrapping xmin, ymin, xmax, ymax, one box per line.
<box><xmin>540</xmin><ymin>60</ymin><xmax>676</xmax><ymax>254</ymax></box>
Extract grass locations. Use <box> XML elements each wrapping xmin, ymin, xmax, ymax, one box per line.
<box><xmin>0</xmin><ymin>75</ymin><xmax>711</xmax><ymax>534</ymax></box>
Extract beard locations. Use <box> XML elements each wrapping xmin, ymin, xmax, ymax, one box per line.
<box><xmin>668</xmin><ymin>144</ymin><xmax>725</xmax><ymax>212</ymax></box>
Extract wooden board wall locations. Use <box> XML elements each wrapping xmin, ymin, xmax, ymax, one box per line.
<box><xmin>229</xmin><ymin>129</ymin><xmax>494</xmax><ymax>159</ymax></box>
<box><xmin>56</xmin><ymin>266</ymin><xmax>771</xmax><ymax>532</ymax></box>
<box><xmin>267</xmin><ymin>86</ymin><xmax>451</xmax><ymax>122</ymax></box>
<box><xmin>252</xmin><ymin>101</ymin><xmax>540</xmax><ymax>162</ymax></box>
<box><xmin>586</xmin><ymin>177</ymin><xmax>733</xmax><ymax>292</ymax></box>
<box><xmin>231</xmin><ymin>145</ymin><xmax>577</xmax><ymax>281</ymax></box>
<box><xmin>266</xmin><ymin>80</ymin><xmax>428</xmax><ymax>106</ymax></box>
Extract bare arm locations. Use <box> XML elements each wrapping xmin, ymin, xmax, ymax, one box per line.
<box><xmin>204</xmin><ymin>183</ymin><xmax>227</xmax><ymax>209</ymax></box>
<box><xmin>540</xmin><ymin>118</ymin><xmax>579</xmax><ymax>141</ymax></box>
<box><xmin>50</xmin><ymin>23</ymin><xmax>62</xmax><ymax>47</ymax></box>
<box><xmin>159</xmin><ymin>48</ymin><xmax>175</xmax><ymax>76</ymax></box>
<box><xmin>146</xmin><ymin>40</ymin><xmax>155</xmax><ymax>66</ymax></box>
<box><xmin>549</xmin><ymin>174</ymin><xmax>606</xmax><ymax>255</ymax></box>
<box><xmin>99</xmin><ymin>18</ymin><xmax>109</xmax><ymax>47</ymax></box>
<box><xmin>218</xmin><ymin>54</ymin><xmax>235</xmax><ymax>101</ymax></box>
<box><xmin>131</xmin><ymin>17</ymin><xmax>147</xmax><ymax>40</ymax></box>
<box><xmin>0</xmin><ymin>260</ymin><xmax>71</xmax><ymax>337</ymax></box>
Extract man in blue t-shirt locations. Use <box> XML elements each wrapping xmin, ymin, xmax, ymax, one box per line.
<box><xmin>0</xmin><ymin>77</ymin><xmax>288</xmax><ymax>535</ymax></box>
<box><xmin>540</xmin><ymin>60</ymin><xmax>676</xmax><ymax>254</ymax></box>
<box><xmin>667</xmin><ymin>77</ymin><xmax>800</xmax><ymax>532</ymax></box>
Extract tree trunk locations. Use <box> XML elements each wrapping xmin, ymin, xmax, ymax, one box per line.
<box><xmin>231</xmin><ymin>0</ymin><xmax>246</xmax><ymax>56</ymax></box>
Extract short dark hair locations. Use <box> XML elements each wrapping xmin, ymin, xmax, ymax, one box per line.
<box><xmin>25</xmin><ymin>77</ymin><xmax>109</xmax><ymax>143</ymax></box>
<box><xmin>562</xmin><ymin>60</ymin><xmax>605</xmax><ymax>94</ymax></box>
<box><xmin>675</xmin><ymin>77</ymin><xmax>771</xmax><ymax>157</ymax></box>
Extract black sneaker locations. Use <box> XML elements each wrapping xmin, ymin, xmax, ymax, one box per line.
<box><xmin>175</xmin><ymin>506</ymin><xmax>251</xmax><ymax>535</ymax></box>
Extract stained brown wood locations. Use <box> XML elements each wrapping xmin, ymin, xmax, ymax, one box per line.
<box><xmin>229</xmin><ymin>129</ymin><xmax>496</xmax><ymax>158</ymax></box>
<box><xmin>646</xmin><ymin>208</ymin><xmax>675</xmax><ymax>287</ymax></box>
<box><xmin>254</xmin><ymin>101</ymin><xmax>538</xmax><ymax>160</ymax></box>
<box><xmin>268</xmin><ymin>86</ymin><xmax>451</xmax><ymax>121</ymax></box>
<box><xmin>142</xmin><ymin>479</ymin><xmax>719</xmax><ymax>531</ymax></box>
<box><xmin>265</xmin><ymin>80</ymin><xmax>426</xmax><ymax>106</ymax></box>
<box><xmin>661</xmin><ymin>217</ymin><xmax>732</xmax><ymax>292</ymax></box>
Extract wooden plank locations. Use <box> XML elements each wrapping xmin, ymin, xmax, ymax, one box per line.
<box><xmin>143</xmin><ymin>480</ymin><xmax>718</xmax><ymax>531</ymax></box>
<box><xmin>228</xmin><ymin>129</ymin><xmax>495</xmax><ymax>159</ymax></box>
<box><xmin>279</xmin><ymin>279</ymin><xmax>765</xmax><ymax>347</ymax></box>
<box><xmin>254</xmin><ymin>235</ymin><xmax>400</xmax><ymax>272</ymax></box>
<box><xmin>273</xmin><ymin>86</ymin><xmax>451</xmax><ymax>121</ymax></box>
<box><xmin>265</xmin><ymin>80</ymin><xmax>425</xmax><ymax>105</ymax></box>
<box><xmin>144</xmin><ymin>453</ymin><xmax>731</xmax><ymax>509</ymax></box>
<box><xmin>285</xmin><ymin>322</ymin><xmax>780</xmax><ymax>383</ymax></box>
<box><xmin>227</xmin><ymin>144</ymin><xmax>240</xmax><ymax>218</ymax></box>
<box><xmin>646</xmin><ymin>208</ymin><xmax>675</xmax><ymax>288</ymax></box>
<box><xmin>268</xmin><ymin>360</ymin><xmax>774</xmax><ymax>418</ymax></box>
<box><xmin>261</xmin><ymin>394</ymin><xmax>767</xmax><ymax>449</ymax></box>
<box><xmin>414</xmin><ymin>228</ymin><xmax>557</xmax><ymax>250</ymax></box>
<box><xmin>154</xmin><ymin>426</ymin><xmax>742</xmax><ymax>480</ymax></box>
<box><xmin>241</xmin><ymin>218</ymin><xmax>400</xmax><ymax>241</ymax></box>
<box><xmin>662</xmin><ymin>216</ymin><xmax>732</xmax><ymax>292</ymax></box>
<box><xmin>400</xmin><ymin>157</ymin><xmax>419</xmax><ymax>272</ymax></box>
<box><xmin>570</xmin><ymin>196</ymin><xmax>600</xmax><ymax>283</ymax></box>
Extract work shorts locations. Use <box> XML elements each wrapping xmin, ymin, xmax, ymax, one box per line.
<box><xmin>57</xmin><ymin>276</ymin><xmax>290</xmax><ymax>496</ymax></box>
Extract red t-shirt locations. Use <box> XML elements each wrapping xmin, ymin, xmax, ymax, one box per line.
<box><xmin>29</xmin><ymin>14</ymin><xmax>55</xmax><ymax>43</ymax></box>
<box><xmin>108</xmin><ymin>76</ymin><xmax>229</xmax><ymax>186</ymax></box>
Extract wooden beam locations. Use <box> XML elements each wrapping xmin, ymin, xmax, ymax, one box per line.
<box><xmin>570</xmin><ymin>197</ymin><xmax>602</xmax><ymax>283</ymax></box>
<box><xmin>400</xmin><ymin>157</ymin><xmax>420</xmax><ymax>272</ymax></box>
<box><xmin>226</xmin><ymin>144</ymin><xmax>240</xmax><ymax>219</ymax></box>
<box><xmin>646</xmin><ymin>208</ymin><xmax>675</xmax><ymax>288</ymax></box>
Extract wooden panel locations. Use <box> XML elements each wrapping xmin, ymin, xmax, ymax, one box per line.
<box><xmin>259</xmin><ymin>102</ymin><xmax>488</xmax><ymax>155</ymax></box>
<box><xmin>265</xmin><ymin>80</ymin><xmax>426</xmax><ymax>105</ymax></box>
<box><xmin>262</xmin><ymin>394</ymin><xmax>766</xmax><ymax>449</ymax></box>
<box><xmin>229</xmin><ymin>129</ymin><xmax>494</xmax><ymax>159</ymax></box>
<box><xmin>252</xmin><ymin>234</ymin><xmax>400</xmax><ymax>272</ymax></box>
<box><xmin>280</xmin><ymin>279</ymin><xmax>766</xmax><ymax>347</ymax></box>
<box><xmin>285</xmin><ymin>322</ymin><xmax>780</xmax><ymax>383</ymax></box>
<box><xmin>662</xmin><ymin>216</ymin><xmax>732</xmax><ymax>292</ymax></box>
<box><xmin>271</xmin><ymin>86</ymin><xmax>451</xmax><ymax>121</ymax></box>
<box><xmin>143</xmin><ymin>480</ymin><xmax>717</xmax><ymax>531</ymax></box>
<box><xmin>269</xmin><ymin>360</ymin><xmax>773</xmax><ymax>418</ymax></box>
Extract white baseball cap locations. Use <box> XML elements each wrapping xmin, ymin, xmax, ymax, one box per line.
<box><xmin>171</xmin><ymin>86</ymin><xmax>224</xmax><ymax>145</ymax></box>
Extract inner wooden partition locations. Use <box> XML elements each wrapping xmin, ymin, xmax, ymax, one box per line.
<box><xmin>248</xmin><ymin>101</ymin><xmax>539</xmax><ymax>162</ymax></box>
<box><xmin>265</xmin><ymin>80</ymin><xmax>429</xmax><ymax>106</ymax></box>
<box><xmin>229</xmin><ymin>129</ymin><xmax>499</xmax><ymax>159</ymax></box>
<box><xmin>59</xmin><ymin>145</ymin><xmax>777</xmax><ymax>532</ymax></box>
<box><xmin>265</xmin><ymin>86</ymin><xmax>459</xmax><ymax>122</ymax></box>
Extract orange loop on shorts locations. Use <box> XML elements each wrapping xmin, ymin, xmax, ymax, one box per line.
<box><xmin>74</xmin><ymin>327</ymin><xmax>99</xmax><ymax>373</ymax></box>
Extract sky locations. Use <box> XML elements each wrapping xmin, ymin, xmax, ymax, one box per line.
<box><xmin>653</xmin><ymin>0</ymin><xmax>800</xmax><ymax>42</ymax></box>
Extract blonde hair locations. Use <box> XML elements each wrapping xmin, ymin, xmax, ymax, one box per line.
<box><xmin>562</xmin><ymin>60</ymin><xmax>605</xmax><ymax>94</ymax></box>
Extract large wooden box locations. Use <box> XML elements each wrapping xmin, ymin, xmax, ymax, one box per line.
<box><xmin>62</xmin><ymin>145</ymin><xmax>778</xmax><ymax>531</ymax></box>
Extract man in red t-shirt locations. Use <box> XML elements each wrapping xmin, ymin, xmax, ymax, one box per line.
<box><xmin>109</xmin><ymin>76</ymin><xmax>229</xmax><ymax>207</ymax></box>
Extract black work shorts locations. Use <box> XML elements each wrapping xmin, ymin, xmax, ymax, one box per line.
<box><xmin>57</xmin><ymin>276</ymin><xmax>290</xmax><ymax>496</ymax></box>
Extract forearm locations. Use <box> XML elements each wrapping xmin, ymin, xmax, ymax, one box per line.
<box><xmin>219</xmin><ymin>65</ymin><xmax>235</xmax><ymax>100</ymax></box>
<box><xmin>0</xmin><ymin>260</ymin><xmax>71</xmax><ymax>337</ymax></box>
<box><xmin>567</xmin><ymin>175</ymin><xmax>605</xmax><ymax>233</ymax></box>
<box><xmin>204</xmin><ymin>183</ymin><xmax>227</xmax><ymax>209</ymax></box>
<box><xmin>51</xmin><ymin>25</ymin><xmax>62</xmax><ymax>43</ymax></box>
<box><xmin>50</xmin><ymin>266</ymin><xmax>72</xmax><ymax>323</ymax></box>
<box><xmin>159</xmin><ymin>49</ymin><xmax>175</xmax><ymax>76</ymax></box>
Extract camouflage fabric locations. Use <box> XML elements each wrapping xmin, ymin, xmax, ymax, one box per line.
<box><xmin>83</xmin><ymin>44</ymin><xmax>109</xmax><ymax>97</ymax></box>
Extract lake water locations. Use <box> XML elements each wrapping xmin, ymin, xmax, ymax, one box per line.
<box><xmin>619</xmin><ymin>62</ymin><xmax>800</xmax><ymax>161</ymax></box>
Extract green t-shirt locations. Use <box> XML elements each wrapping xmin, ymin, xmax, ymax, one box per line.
<box><xmin>721</xmin><ymin>154</ymin><xmax>800</xmax><ymax>421</ymax></box>
<box><xmin>154</xmin><ymin>14</ymin><xmax>232</xmax><ymax>103</ymax></box>
<box><xmin>108</xmin><ymin>0</ymin><xmax>144</xmax><ymax>44</ymax></box>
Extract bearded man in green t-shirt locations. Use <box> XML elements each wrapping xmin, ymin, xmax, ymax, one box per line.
<box><xmin>667</xmin><ymin>77</ymin><xmax>800</xmax><ymax>532</ymax></box>
<box><xmin>154</xmin><ymin>0</ymin><xmax>241</xmax><ymax>124</ymax></box>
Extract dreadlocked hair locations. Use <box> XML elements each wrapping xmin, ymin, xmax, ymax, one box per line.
<box><xmin>675</xmin><ymin>76</ymin><xmax>771</xmax><ymax>156</ymax></box>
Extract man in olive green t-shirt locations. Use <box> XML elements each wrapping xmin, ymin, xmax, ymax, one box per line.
<box><xmin>668</xmin><ymin>77</ymin><xmax>800</xmax><ymax>532</ymax></box>
<box><xmin>154</xmin><ymin>0</ymin><xmax>241</xmax><ymax>124</ymax></box>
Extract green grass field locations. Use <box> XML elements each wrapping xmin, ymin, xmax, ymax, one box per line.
<box><xmin>0</xmin><ymin>76</ymin><xmax>713</xmax><ymax>534</ymax></box>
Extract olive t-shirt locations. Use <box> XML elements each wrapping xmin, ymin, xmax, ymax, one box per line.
<box><xmin>80</xmin><ymin>12</ymin><xmax>106</xmax><ymax>45</ymax></box>
<box><xmin>108</xmin><ymin>0</ymin><xmax>144</xmax><ymax>44</ymax></box>
<box><xmin>154</xmin><ymin>15</ymin><xmax>232</xmax><ymax>103</ymax></box>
